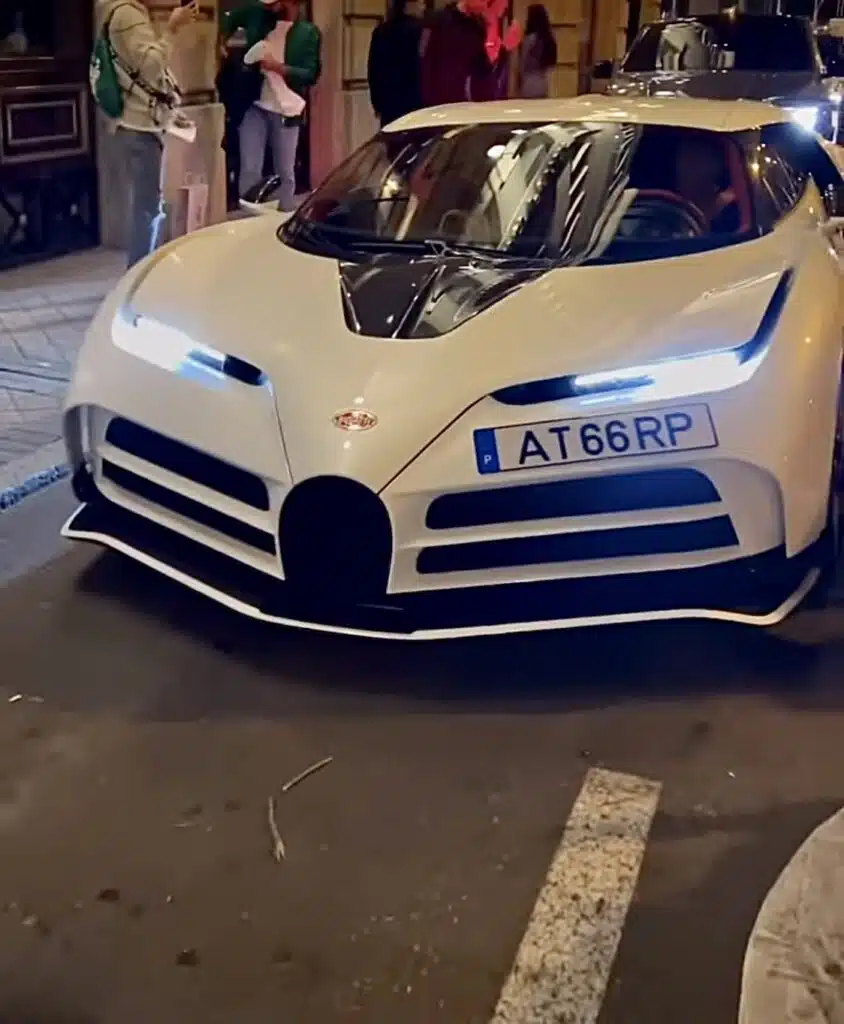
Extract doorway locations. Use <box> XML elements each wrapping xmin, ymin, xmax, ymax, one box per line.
<box><xmin>0</xmin><ymin>0</ymin><xmax>99</xmax><ymax>268</ymax></box>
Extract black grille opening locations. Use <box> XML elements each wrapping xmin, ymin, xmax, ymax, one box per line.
<box><xmin>426</xmin><ymin>468</ymin><xmax>720</xmax><ymax>530</ymax></box>
<box><xmin>417</xmin><ymin>516</ymin><xmax>739</xmax><ymax>574</ymax></box>
<box><xmin>280</xmin><ymin>476</ymin><xmax>392</xmax><ymax>601</ymax></box>
<box><xmin>105</xmin><ymin>418</ymin><xmax>270</xmax><ymax>511</ymax></box>
<box><xmin>102</xmin><ymin>460</ymin><xmax>277</xmax><ymax>554</ymax></box>
<box><xmin>223</xmin><ymin>355</ymin><xmax>266</xmax><ymax>387</ymax></box>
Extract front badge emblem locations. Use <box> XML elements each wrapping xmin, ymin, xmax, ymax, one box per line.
<box><xmin>332</xmin><ymin>409</ymin><xmax>378</xmax><ymax>431</ymax></box>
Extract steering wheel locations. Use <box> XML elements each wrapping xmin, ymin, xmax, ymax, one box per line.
<box><xmin>627</xmin><ymin>189</ymin><xmax>708</xmax><ymax>238</ymax></box>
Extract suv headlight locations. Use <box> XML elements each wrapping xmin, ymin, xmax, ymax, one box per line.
<box><xmin>779</xmin><ymin>102</ymin><xmax>835</xmax><ymax>139</ymax></box>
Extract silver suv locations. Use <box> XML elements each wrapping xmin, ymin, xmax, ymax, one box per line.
<box><xmin>594</xmin><ymin>14</ymin><xmax>844</xmax><ymax>141</ymax></box>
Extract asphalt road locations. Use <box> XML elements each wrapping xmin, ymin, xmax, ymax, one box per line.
<box><xmin>2</xmin><ymin>482</ymin><xmax>844</xmax><ymax>1024</ymax></box>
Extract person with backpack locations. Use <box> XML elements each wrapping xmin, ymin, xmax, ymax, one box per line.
<box><xmin>91</xmin><ymin>0</ymin><xmax>196</xmax><ymax>268</ymax></box>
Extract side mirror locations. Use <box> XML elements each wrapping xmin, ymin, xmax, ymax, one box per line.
<box><xmin>239</xmin><ymin>175</ymin><xmax>285</xmax><ymax>216</ymax></box>
<box><xmin>593</xmin><ymin>59</ymin><xmax>614</xmax><ymax>80</ymax></box>
<box><xmin>821</xmin><ymin>215</ymin><xmax>844</xmax><ymax>237</ymax></box>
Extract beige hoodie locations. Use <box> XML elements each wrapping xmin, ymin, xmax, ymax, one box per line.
<box><xmin>95</xmin><ymin>0</ymin><xmax>181</xmax><ymax>133</ymax></box>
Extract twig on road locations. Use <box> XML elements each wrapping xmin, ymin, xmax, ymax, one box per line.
<box><xmin>266</xmin><ymin>756</ymin><xmax>332</xmax><ymax>863</ymax></box>
<box><xmin>268</xmin><ymin>796</ymin><xmax>286</xmax><ymax>862</ymax></box>
<box><xmin>281</xmin><ymin>756</ymin><xmax>333</xmax><ymax>794</ymax></box>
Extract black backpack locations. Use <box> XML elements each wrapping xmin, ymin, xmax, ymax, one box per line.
<box><xmin>216</xmin><ymin>48</ymin><xmax>262</xmax><ymax>129</ymax></box>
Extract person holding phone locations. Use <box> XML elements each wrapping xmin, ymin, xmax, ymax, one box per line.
<box><xmin>95</xmin><ymin>0</ymin><xmax>195</xmax><ymax>266</ymax></box>
<box><xmin>221</xmin><ymin>0</ymin><xmax>321</xmax><ymax>212</ymax></box>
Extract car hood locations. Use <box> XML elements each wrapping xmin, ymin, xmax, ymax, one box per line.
<box><xmin>608</xmin><ymin>70</ymin><xmax>825</xmax><ymax>101</ymax></box>
<box><xmin>124</xmin><ymin>218</ymin><xmax>793</xmax><ymax>489</ymax></box>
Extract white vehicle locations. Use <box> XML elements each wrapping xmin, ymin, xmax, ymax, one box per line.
<box><xmin>62</xmin><ymin>96</ymin><xmax>844</xmax><ymax>640</ymax></box>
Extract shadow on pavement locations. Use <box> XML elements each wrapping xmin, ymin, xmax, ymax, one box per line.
<box><xmin>601</xmin><ymin>795</ymin><xmax>844</xmax><ymax>1024</ymax></box>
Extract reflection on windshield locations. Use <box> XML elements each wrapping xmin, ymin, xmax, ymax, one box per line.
<box><xmin>284</xmin><ymin>120</ymin><xmax>756</xmax><ymax>267</ymax></box>
<box><xmin>622</xmin><ymin>15</ymin><xmax>815</xmax><ymax>74</ymax></box>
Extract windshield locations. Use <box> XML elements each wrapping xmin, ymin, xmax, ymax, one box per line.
<box><xmin>622</xmin><ymin>15</ymin><xmax>816</xmax><ymax>73</ymax></box>
<box><xmin>283</xmin><ymin>121</ymin><xmax>756</xmax><ymax>266</ymax></box>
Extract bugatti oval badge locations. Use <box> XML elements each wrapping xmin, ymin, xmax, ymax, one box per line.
<box><xmin>332</xmin><ymin>409</ymin><xmax>378</xmax><ymax>431</ymax></box>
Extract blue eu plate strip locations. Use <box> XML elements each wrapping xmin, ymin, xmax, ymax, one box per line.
<box><xmin>473</xmin><ymin>428</ymin><xmax>501</xmax><ymax>475</ymax></box>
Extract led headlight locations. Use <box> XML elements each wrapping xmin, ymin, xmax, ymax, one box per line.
<box><xmin>778</xmin><ymin>102</ymin><xmax>836</xmax><ymax>139</ymax></box>
<box><xmin>787</xmin><ymin>105</ymin><xmax>819</xmax><ymax>132</ymax></box>
<box><xmin>113</xmin><ymin>312</ymin><xmax>226</xmax><ymax>374</ymax></box>
<box><xmin>569</xmin><ymin>346</ymin><xmax>760</xmax><ymax>404</ymax></box>
<box><xmin>492</xmin><ymin>269</ymin><xmax>793</xmax><ymax>407</ymax></box>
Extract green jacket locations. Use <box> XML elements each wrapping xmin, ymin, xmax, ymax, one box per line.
<box><xmin>222</xmin><ymin>5</ymin><xmax>321</xmax><ymax>94</ymax></box>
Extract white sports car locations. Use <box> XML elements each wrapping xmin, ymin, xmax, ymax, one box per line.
<box><xmin>62</xmin><ymin>96</ymin><xmax>844</xmax><ymax>639</ymax></box>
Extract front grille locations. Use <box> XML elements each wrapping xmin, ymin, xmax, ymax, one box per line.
<box><xmin>279</xmin><ymin>476</ymin><xmax>392</xmax><ymax>600</ymax></box>
<box><xmin>417</xmin><ymin>516</ymin><xmax>738</xmax><ymax>575</ymax></box>
<box><xmin>102</xmin><ymin>460</ymin><xmax>276</xmax><ymax>553</ymax></box>
<box><xmin>426</xmin><ymin>468</ymin><xmax>719</xmax><ymax>530</ymax></box>
<box><xmin>105</xmin><ymin>417</ymin><xmax>269</xmax><ymax>511</ymax></box>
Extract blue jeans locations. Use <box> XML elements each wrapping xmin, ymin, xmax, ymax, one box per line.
<box><xmin>238</xmin><ymin>105</ymin><xmax>300</xmax><ymax>211</ymax></box>
<box><xmin>117</xmin><ymin>127</ymin><xmax>165</xmax><ymax>269</ymax></box>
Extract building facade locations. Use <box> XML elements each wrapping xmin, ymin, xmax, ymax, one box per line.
<box><xmin>0</xmin><ymin>0</ymin><xmax>645</xmax><ymax>269</ymax></box>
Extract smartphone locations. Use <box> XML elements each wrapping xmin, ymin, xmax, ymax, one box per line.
<box><xmin>180</xmin><ymin>0</ymin><xmax>198</xmax><ymax>8</ymax></box>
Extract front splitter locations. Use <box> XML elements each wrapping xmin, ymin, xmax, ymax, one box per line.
<box><xmin>61</xmin><ymin>499</ymin><xmax>819</xmax><ymax>641</ymax></box>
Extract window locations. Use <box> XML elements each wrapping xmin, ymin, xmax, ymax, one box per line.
<box><xmin>622</xmin><ymin>15</ymin><xmax>816</xmax><ymax>74</ymax></box>
<box><xmin>752</xmin><ymin>123</ymin><xmax>844</xmax><ymax>225</ymax></box>
<box><xmin>0</xmin><ymin>0</ymin><xmax>54</xmax><ymax>57</ymax></box>
<box><xmin>284</xmin><ymin>121</ymin><xmax>758</xmax><ymax>266</ymax></box>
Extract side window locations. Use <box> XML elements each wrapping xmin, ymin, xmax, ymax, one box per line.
<box><xmin>761</xmin><ymin>123</ymin><xmax>844</xmax><ymax>218</ymax></box>
<box><xmin>748</xmin><ymin>126</ymin><xmax>808</xmax><ymax>230</ymax></box>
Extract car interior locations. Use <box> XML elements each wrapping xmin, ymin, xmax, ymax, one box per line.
<box><xmin>619</xmin><ymin>128</ymin><xmax>753</xmax><ymax>241</ymax></box>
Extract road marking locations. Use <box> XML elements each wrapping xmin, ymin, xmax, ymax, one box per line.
<box><xmin>739</xmin><ymin>805</ymin><xmax>844</xmax><ymax>1024</ymax></box>
<box><xmin>490</xmin><ymin>767</ymin><xmax>661</xmax><ymax>1024</ymax></box>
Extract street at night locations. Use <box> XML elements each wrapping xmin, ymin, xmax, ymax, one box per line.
<box><xmin>1</xmin><ymin>481</ymin><xmax>842</xmax><ymax>1023</ymax></box>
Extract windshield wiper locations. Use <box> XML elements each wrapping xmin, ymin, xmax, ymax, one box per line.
<box><xmin>281</xmin><ymin>219</ymin><xmax>384</xmax><ymax>261</ymax></box>
<box><xmin>350</xmin><ymin>237</ymin><xmax>555</xmax><ymax>265</ymax></box>
<box><xmin>283</xmin><ymin>220</ymin><xmax>555</xmax><ymax>266</ymax></box>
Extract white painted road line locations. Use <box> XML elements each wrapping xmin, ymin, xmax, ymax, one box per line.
<box><xmin>491</xmin><ymin>767</ymin><xmax>662</xmax><ymax>1024</ymax></box>
<box><xmin>739</xmin><ymin>805</ymin><xmax>844</xmax><ymax>1024</ymax></box>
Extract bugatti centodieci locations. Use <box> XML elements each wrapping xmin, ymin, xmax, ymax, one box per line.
<box><xmin>62</xmin><ymin>96</ymin><xmax>844</xmax><ymax>639</ymax></box>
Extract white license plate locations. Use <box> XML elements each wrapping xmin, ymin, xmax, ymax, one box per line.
<box><xmin>474</xmin><ymin>403</ymin><xmax>718</xmax><ymax>474</ymax></box>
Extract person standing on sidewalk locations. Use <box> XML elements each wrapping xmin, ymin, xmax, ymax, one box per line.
<box><xmin>420</xmin><ymin>0</ymin><xmax>520</xmax><ymax>106</ymax></box>
<box><xmin>367</xmin><ymin>0</ymin><xmax>422</xmax><ymax>128</ymax></box>
<box><xmin>221</xmin><ymin>0</ymin><xmax>321</xmax><ymax>212</ymax></box>
<box><xmin>93</xmin><ymin>0</ymin><xmax>195</xmax><ymax>268</ymax></box>
<box><xmin>517</xmin><ymin>4</ymin><xmax>557</xmax><ymax>99</ymax></box>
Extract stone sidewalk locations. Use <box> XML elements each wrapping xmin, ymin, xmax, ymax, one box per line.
<box><xmin>0</xmin><ymin>248</ymin><xmax>124</xmax><ymax>507</ymax></box>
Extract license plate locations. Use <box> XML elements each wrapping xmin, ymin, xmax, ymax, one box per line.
<box><xmin>474</xmin><ymin>403</ymin><xmax>718</xmax><ymax>474</ymax></box>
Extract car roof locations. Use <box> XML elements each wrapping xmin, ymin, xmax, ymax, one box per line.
<box><xmin>654</xmin><ymin>12</ymin><xmax>808</xmax><ymax>23</ymax></box>
<box><xmin>386</xmin><ymin>94</ymin><xmax>792</xmax><ymax>134</ymax></box>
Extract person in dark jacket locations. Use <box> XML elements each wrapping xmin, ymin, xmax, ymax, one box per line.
<box><xmin>367</xmin><ymin>0</ymin><xmax>422</xmax><ymax>127</ymax></box>
<box><xmin>420</xmin><ymin>0</ymin><xmax>519</xmax><ymax>106</ymax></box>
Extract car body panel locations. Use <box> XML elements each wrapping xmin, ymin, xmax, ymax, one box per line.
<box><xmin>61</xmin><ymin>97</ymin><xmax>844</xmax><ymax>638</ymax></box>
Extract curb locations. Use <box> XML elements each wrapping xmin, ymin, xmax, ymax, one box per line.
<box><xmin>0</xmin><ymin>441</ymin><xmax>70</xmax><ymax>514</ymax></box>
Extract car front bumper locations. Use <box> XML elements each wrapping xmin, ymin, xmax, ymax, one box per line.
<box><xmin>62</xmin><ymin>483</ymin><xmax>818</xmax><ymax>640</ymax></box>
